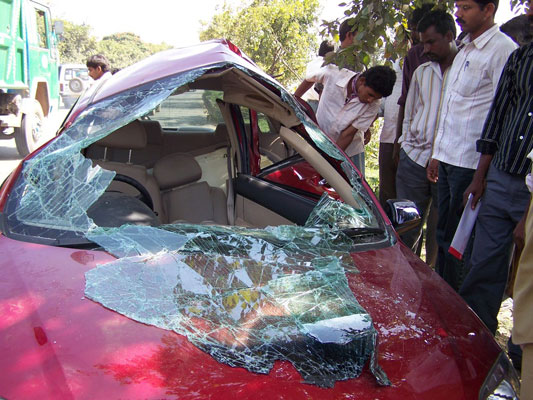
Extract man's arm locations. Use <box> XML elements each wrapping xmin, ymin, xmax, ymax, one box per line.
<box><xmin>294</xmin><ymin>80</ymin><xmax>314</xmax><ymax>98</ymax></box>
<box><xmin>392</xmin><ymin>105</ymin><xmax>405</xmax><ymax>166</ymax></box>
<box><xmin>336</xmin><ymin>125</ymin><xmax>358</xmax><ymax>151</ymax></box>
<box><xmin>463</xmin><ymin>154</ymin><xmax>494</xmax><ymax>208</ymax></box>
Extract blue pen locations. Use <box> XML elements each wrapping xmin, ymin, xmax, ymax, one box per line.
<box><xmin>464</xmin><ymin>60</ymin><xmax>470</xmax><ymax>71</ymax></box>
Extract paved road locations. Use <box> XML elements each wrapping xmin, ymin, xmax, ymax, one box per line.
<box><xmin>0</xmin><ymin>108</ymin><xmax>68</xmax><ymax>183</ymax></box>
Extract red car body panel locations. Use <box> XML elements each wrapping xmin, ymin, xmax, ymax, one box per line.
<box><xmin>0</xmin><ymin>235</ymin><xmax>499</xmax><ymax>399</ymax></box>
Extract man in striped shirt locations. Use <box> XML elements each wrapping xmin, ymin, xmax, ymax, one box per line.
<box><xmin>460</xmin><ymin>42</ymin><xmax>533</xmax><ymax>340</ymax></box>
<box><xmin>427</xmin><ymin>0</ymin><xmax>517</xmax><ymax>291</ymax></box>
<box><xmin>396</xmin><ymin>10</ymin><xmax>458</xmax><ymax>263</ymax></box>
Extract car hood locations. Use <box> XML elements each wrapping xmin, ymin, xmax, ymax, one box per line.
<box><xmin>0</xmin><ymin>233</ymin><xmax>499</xmax><ymax>400</ymax></box>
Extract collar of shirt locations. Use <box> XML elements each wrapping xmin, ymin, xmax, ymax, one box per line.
<box><xmin>461</xmin><ymin>24</ymin><xmax>500</xmax><ymax>50</ymax></box>
<box><xmin>335</xmin><ymin>70</ymin><xmax>357</xmax><ymax>99</ymax></box>
<box><xmin>345</xmin><ymin>73</ymin><xmax>361</xmax><ymax>103</ymax></box>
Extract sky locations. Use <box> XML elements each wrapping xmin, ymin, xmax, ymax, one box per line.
<box><xmin>46</xmin><ymin>0</ymin><xmax>523</xmax><ymax>48</ymax></box>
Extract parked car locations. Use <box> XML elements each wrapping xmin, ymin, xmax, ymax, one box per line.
<box><xmin>58</xmin><ymin>63</ymin><xmax>90</xmax><ymax>108</ymax></box>
<box><xmin>0</xmin><ymin>40</ymin><xmax>520</xmax><ymax>399</ymax></box>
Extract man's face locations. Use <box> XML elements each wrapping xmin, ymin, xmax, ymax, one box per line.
<box><xmin>358</xmin><ymin>80</ymin><xmax>382</xmax><ymax>104</ymax></box>
<box><xmin>455</xmin><ymin>0</ymin><xmax>491</xmax><ymax>35</ymax></box>
<box><xmin>88</xmin><ymin>66</ymin><xmax>104</xmax><ymax>80</ymax></box>
<box><xmin>420</xmin><ymin>26</ymin><xmax>452</xmax><ymax>62</ymax></box>
<box><xmin>342</xmin><ymin>31</ymin><xmax>355</xmax><ymax>47</ymax></box>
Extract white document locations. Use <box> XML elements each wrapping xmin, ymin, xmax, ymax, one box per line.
<box><xmin>449</xmin><ymin>194</ymin><xmax>481</xmax><ymax>260</ymax></box>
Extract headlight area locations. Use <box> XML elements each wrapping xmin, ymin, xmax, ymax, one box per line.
<box><xmin>479</xmin><ymin>351</ymin><xmax>520</xmax><ymax>399</ymax></box>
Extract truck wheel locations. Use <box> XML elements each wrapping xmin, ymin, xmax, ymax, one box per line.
<box><xmin>69</xmin><ymin>78</ymin><xmax>83</xmax><ymax>93</ymax></box>
<box><xmin>15</xmin><ymin>101</ymin><xmax>44</xmax><ymax>157</ymax></box>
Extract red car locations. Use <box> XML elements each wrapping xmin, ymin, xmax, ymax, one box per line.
<box><xmin>0</xmin><ymin>40</ymin><xmax>520</xmax><ymax>399</ymax></box>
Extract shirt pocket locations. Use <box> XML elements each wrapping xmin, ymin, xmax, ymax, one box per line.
<box><xmin>455</xmin><ymin>67</ymin><xmax>486</xmax><ymax>98</ymax></box>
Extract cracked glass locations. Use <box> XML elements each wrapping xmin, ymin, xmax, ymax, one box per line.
<box><xmin>2</xmin><ymin>57</ymin><xmax>391</xmax><ymax>388</ymax></box>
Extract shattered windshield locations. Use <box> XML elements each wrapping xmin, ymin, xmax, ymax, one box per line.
<box><xmin>2</xmin><ymin>60</ymin><xmax>392</xmax><ymax>387</ymax></box>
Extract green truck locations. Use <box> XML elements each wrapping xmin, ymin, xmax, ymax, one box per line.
<box><xmin>0</xmin><ymin>0</ymin><xmax>60</xmax><ymax>156</ymax></box>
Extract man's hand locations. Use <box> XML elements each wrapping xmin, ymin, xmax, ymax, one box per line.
<box><xmin>463</xmin><ymin>176</ymin><xmax>485</xmax><ymax>209</ymax></box>
<box><xmin>427</xmin><ymin>159</ymin><xmax>439</xmax><ymax>183</ymax></box>
<box><xmin>514</xmin><ymin>213</ymin><xmax>527</xmax><ymax>254</ymax></box>
<box><xmin>336</xmin><ymin>125</ymin><xmax>358</xmax><ymax>151</ymax></box>
<box><xmin>364</xmin><ymin>129</ymin><xmax>372</xmax><ymax>145</ymax></box>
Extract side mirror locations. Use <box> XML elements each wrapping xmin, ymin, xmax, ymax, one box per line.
<box><xmin>385</xmin><ymin>199</ymin><xmax>421</xmax><ymax>235</ymax></box>
<box><xmin>54</xmin><ymin>21</ymin><xmax>64</xmax><ymax>36</ymax></box>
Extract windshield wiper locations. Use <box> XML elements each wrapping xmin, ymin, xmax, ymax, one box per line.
<box><xmin>341</xmin><ymin>227</ymin><xmax>385</xmax><ymax>238</ymax></box>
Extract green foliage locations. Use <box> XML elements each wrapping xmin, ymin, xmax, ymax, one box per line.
<box><xmin>323</xmin><ymin>0</ymin><xmax>455</xmax><ymax>71</ymax></box>
<box><xmin>199</xmin><ymin>0</ymin><xmax>320</xmax><ymax>86</ymax></box>
<box><xmin>55</xmin><ymin>20</ymin><xmax>171</xmax><ymax>69</ymax></box>
<box><xmin>364</xmin><ymin>120</ymin><xmax>381</xmax><ymax>194</ymax></box>
<box><xmin>325</xmin><ymin>0</ymin><xmax>530</xmax><ymax>71</ymax></box>
<box><xmin>97</xmin><ymin>32</ymin><xmax>171</xmax><ymax>69</ymax></box>
<box><xmin>56</xmin><ymin>20</ymin><xmax>97</xmax><ymax>64</ymax></box>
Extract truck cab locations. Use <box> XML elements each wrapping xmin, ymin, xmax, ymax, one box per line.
<box><xmin>0</xmin><ymin>0</ymin><xmax>60</xmax><ymax>156</ymax></box>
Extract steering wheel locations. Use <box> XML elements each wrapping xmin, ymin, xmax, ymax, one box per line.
<box><xmin>111</xmin><ymin>174</ymin><xmax>154</xmax><ymax>211</ymax></box>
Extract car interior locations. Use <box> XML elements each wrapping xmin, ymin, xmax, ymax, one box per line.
<box><xmin>83</xmin><ymin>67</ymin><xmax>363</xmax><ymax>229</ymax></box>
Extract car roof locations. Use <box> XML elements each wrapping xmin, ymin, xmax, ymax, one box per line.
<box><xmin>83</xmin><ymin>39</ymin><xmax>263</xmax><ymax>107</ymax></box>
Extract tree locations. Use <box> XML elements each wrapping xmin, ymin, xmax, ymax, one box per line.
<box><xmin>97</xmin><ymin>32</ymin><xmax>171</xmax><ymax>69</ymax></box>
<box><xmin>200</xmin><ymin>0</ymin><xmax>320</xmax><ymax>86</ymax></box>
<box><xmin>54</xmin><ymin>20</ymin><xmax>172</xmax><ymax>69</ymax></box>
<box><xmin>56</xmin><ymin>20</ymin><xmax>98</xmax><ymax>64</ymax></box>
<box><xmin>323</xmin><ymin>0</ymin><xmax>528</xmax><ymax>71</ymax></box>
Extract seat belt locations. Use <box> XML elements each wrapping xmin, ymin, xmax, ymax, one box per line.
<box><xmin>226</xmin><ymin>145</ymin><xmax>235</xmax><ymax>225</ymax></box>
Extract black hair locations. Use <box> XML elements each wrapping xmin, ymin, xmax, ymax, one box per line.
<box><xmin>408</xmin><ymin>3</ymin><xmax>436</xmax><ymax>28</ymax></box>
<box><xmin>86</xmin><ymin>54</ymin><xmax>110</xmax><ymax>72</ymax></box>
<box><xmin>318</xmin><ymin>40</ymin><xmax>335</xmax><ymax>57</ymax></box>
<box><xmin>339</xmin><ymin>19</ymin><xmax>356</xmax><ymax>42</ymax></box>
<box><xmin>360</xmin><ymin>66</ymin><xmax>396</xmax><ymax>97</ymax></box>
<box><xmin>471</xmin><ymin>0</ymin><xmax>499</xmax><ymax>11</ymax></box>
<box><xmin>417</xmin><ymin>9</ymin><xmax>457</xmax><ymax>39</ymax></box>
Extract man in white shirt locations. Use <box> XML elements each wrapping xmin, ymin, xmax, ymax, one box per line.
<box><xmin>396</xmin><ymin>10</ymin><xmax>458</xmax><ymax>267</ymax></box>
<box><xmin>427</xmin><ymin>0</ymin><xmax>517</xmax><ymax>290</ymax></box>
<box><xmin>294</xmin><ymin>65</ymin><xmax>395</xmax><ymax>176</ymax></box>
<box><xmin>378</xmin><ymin>60</ymin><xmax>402</xmax><ymax>208</ymax></box>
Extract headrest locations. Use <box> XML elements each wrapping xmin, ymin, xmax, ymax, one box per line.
<box><xmin>153</xmin><ymin>153</ymin><xmax>202</xmax><ymax>190</ymax></box>
<box><xmin>97</xmin><ymin>120</ymin><xmax>147</xmax><ymax>149</ymax></box>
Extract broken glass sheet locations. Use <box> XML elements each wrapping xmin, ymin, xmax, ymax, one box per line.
<box><xmin>3</xmin><ymin>58</ymin><xmax>390</xmax><ymax>387</ymax></box>
<box><xmin>86</xmin><ymin>220</ymin><xmax>390</xmax><ymax>388</ymax></box>
<box><xmin>306</xmin><ymin>192</ymin><xmax>376</xmax><ymax>230</ymax></box>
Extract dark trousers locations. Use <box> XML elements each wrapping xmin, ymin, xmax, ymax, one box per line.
<box><xmin>460</xmin><ymin>165</ymin><xmax>529</xmax><ymax>334</ymax></box>
<box><xmin>436</xmin><ymin>162</ymin><xmax>475</xmax><ymax>291</ymax></box>
<box><xmin>378</xmin><ymin>142</ymin><xmax>396</xmax><ymax>209</ymax></box>
<box><xmin>396</xmin><ymin>149</ymin><xmax>438</xmax><ymax>266</ymax></box>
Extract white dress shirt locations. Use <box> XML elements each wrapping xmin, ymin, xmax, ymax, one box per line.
<box><xmin>432</xmin><ymin>24</ymin><xmax>517</xmax><ymax>169</ymax></box>
<box><xmin>380</xmin><ymin>61</ymin><xmax>402</xmax><ymax>144</ymax></box>
<box><xmin>307</xmin><ymin>65</ymin><xmax>380</xmax><ymax>157</ymax></box>
<box><xmin>400</xmin><ymin>61</ymin><xmax>449</xmax><ymax>167</ymax></box>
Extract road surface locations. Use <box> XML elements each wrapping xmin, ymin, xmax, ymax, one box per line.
<box><xmin>0</xmin><ymin>108</ymin><xmax>68</xmax><ymax>183</ymax></box>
